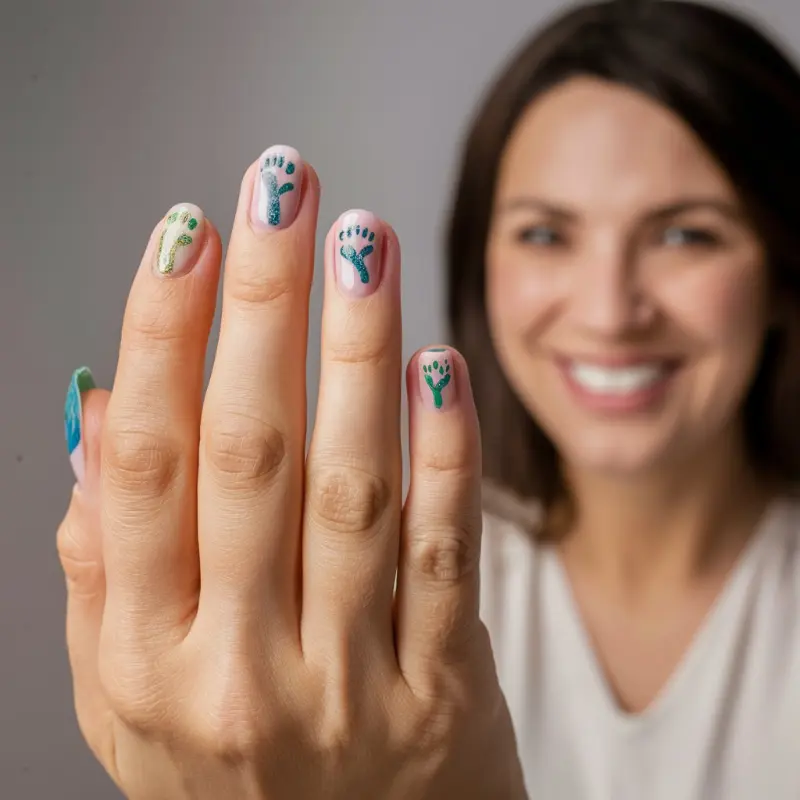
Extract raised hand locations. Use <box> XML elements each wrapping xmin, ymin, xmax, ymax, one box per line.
<box><xmin>57</xmin><ymin>145</ymin><xmax>526</xmax><ymax>799</ymax></box>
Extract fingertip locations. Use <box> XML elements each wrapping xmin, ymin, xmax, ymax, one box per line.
<box><xmin>242</xmin><ymin>145</ymin><xmax>320</xmax><ymax>234</ymax></box>
<box><xmin>80</xmin><ymin>387</ymin><xmax>110</xmax><ymax>489</ymax></box>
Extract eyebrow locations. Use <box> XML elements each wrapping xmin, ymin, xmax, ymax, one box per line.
<box><xmin>497</xmin><ymin>197</ymin><xmax>745</xmax><ymax>223</ymax></box>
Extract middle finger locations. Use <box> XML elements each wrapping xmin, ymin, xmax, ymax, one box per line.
<box><xmin>197</xmin><ymin>146</ymin><xmax>319</xmax><ymax>637</ymax></box>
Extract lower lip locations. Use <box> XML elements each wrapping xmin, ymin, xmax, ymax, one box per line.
<box><xmin>557</xmin><ymin>360</ymin><xmax>677</xmax><ymax>414</ymax></box>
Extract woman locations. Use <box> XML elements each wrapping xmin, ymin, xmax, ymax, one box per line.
<box><xmin>58</xmin><ymin>0</ymin><xmax>800</xmax><ymax>797</ymax></box>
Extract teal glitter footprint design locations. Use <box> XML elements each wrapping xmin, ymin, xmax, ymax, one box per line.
<box><xmin>422</xmin><ymin>355</ymin><xmax>451</xmax><ymax>409</ymax></box>
<box><xmin>339</xmin><ymin>224</ymin><xmax>376</xmax><ymax>284</ymax></box>
<box><xmin>262</xmin><ymin>154</ymin><xmax>296</xmax><ymax>226</ymax></box>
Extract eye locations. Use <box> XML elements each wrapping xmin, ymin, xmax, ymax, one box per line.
<box><xmin>516</xmin><ymin>225</ymin><xmax>564</xmax><ymax>246</ymax></box>
<box><xmin>659</xmin><ymin>226</ymin><xmax>720</xmax><ymax>248</ymax></box>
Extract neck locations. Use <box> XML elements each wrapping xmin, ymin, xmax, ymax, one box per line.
<box><xmin>558</xmin><ymin>429</ymin><xmax>775</xmax><ymax>590</ymax></box>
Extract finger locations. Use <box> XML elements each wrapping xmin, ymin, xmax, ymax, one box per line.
<box><xmin>101</xmin><ymin>205</ymin><xmax>221</xmax><ymax>632</ymax></box>
<box><xmin>59</xmin><ymin>375</ymin><xmax>115</xmax><ymax>762</ymax></box>
<box><xmin>61</xmin><ymin>372</ymin><xmax>110</xmax><ymax>597</ymax></box>
<box><xmin>395</xmin><ymin>347</ymin><xmax>484</xmax><ymax>685</ymax></box>
<box><xmin>302</xmin><ymin>212</ymin><xmax>402</xmax><ymax>658</ymax></box>
<box><xmin>197</xmin><ymin>146</ymin><xmax>319</xmax><ymax>635</ymax></box>
<box><xmin>65</xmin><ymin>367</ymin><xmax>98</xmax><ymax>490</ymax></box>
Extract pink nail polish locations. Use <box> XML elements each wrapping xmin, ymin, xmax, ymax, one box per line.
<box><xmin>252</xmin><ymin>145</ymin><xmax>303</xmax><ymax>230</ymax></box>
<box><xmin>334</xmin><ymin>209</ymin><xmax>383</xmax><ymax>297</ymax></box>
<box><xmin>419</xmin><ymin>348</ymin><xmax>457</xmax><ymax>411</ymax></box>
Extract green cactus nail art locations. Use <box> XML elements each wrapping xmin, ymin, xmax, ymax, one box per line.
<box><xmin>423</xmin><ymin>355</ymin><xmax>452</xmax><ymax>409</ymax></box>
<box><xmin>157</xmin><ymin>208</ymin><xmax>199</xmax><ymax>275</ymax></box>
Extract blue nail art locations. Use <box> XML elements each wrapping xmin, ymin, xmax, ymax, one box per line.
<box><xmin>65</xmin><ymin>366</ymin><xmax>95</xmax><ymax>462</ymax></box>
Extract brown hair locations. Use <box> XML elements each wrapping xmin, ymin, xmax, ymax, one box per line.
<box><xmin>446</xmin><ymin>0</ymin><xmax>800</xmax><ymax>535</ymax></box>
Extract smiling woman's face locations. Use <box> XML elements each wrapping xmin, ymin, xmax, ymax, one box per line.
<box><xmin>486</xmin><ymin>77</ymin><xmax>769</xmax><ymax>476</ymax></box>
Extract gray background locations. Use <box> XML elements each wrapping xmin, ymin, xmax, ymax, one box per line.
<box><xmin>2</xmin><ymin>0</ymin><xmax>798</xmax><ymax>796</ymax></box>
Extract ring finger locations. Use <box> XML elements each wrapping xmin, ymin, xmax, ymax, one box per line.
<box><xmin>302</xmin><ymin>211</ymin><xmax>403</xmax><ymax>661</ymax></box>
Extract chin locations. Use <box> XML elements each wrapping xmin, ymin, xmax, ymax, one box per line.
<box><xmin>554</xmin><ymin>425</ymin><xmax>682</xmax><ymax>476</ymax></box>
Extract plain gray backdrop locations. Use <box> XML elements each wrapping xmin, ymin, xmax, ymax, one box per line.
<box><xmin>3</xmin><ymin>0</ymin><xmax>799</xmax><ymax>796</ymax></box>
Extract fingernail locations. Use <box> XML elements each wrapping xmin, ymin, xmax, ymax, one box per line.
<box><xmin>251</xmin><ymin>145</ymin><xmax>304</xmax><ymax>230</ymax></box>
<box><xmin>335</xmin><ymin>209</ymin><xmax>383</xmax><ymax>298</ymax></box>
<box><xmin>419</xmin><ymin>348</ymin><xmax>457</xmax><ymax>411</ymax></box>
<box><xmin>154</xmin><ymin>203</ymin><xmax>205</xmax><ymax>276</ymax></box>
<box><xmin>64</xmin><ymin>366</ymin><xmax>96</xmax><ymax>485</ymax></box>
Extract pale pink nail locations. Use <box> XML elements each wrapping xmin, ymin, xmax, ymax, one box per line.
<box><xmin>419</xmin><ymin>348</ymin><xmax>457</xmax><ymax>411</ymax></box>
<box><xmin>251</xmin><ymin>145</ymin><xmax>304</xmax><ymax>230</ymax></box>
<box><xmin>334</xmin><ymin>209</ymin><xmax>383</xmax><ymax>298</ymax></box>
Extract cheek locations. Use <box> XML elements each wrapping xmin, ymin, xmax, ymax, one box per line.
<box><xmin>486</xmin><ymin>247</ymin><xmax>559</xmax><ymax>345</ymax></box>
<box><xmin>659</xmin><ymin>261</ymin><xmax>767</xmax><ymax>349</ymax></box>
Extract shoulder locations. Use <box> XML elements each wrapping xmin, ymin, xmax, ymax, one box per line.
<box><xmin>481</xmin><ymin>480</ymin><xmax>543</xmax><ymax>559</ymax></box>
<box><xmin>766</xmin><ymin>493</ymin><xmax>800</xmax><ymax>577</ymax></box>
<box><xmin>761</xmin><ymin>493</ymin><xmax>800</xmax><ymax>558</ymax></box>
<box><xmin>479</xmin><ymin>482</ymin><xmax>545</xmax><ymax>621</ymax></box>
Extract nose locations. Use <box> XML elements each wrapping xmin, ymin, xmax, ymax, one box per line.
<box><xmin>568</xmin><ymin>241</ymin><xmax>654</xmax><ymax>335</ymax></box>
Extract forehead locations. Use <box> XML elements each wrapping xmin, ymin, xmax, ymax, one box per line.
<box><xmin>498</xmin><ymin>77</ymin><xmax>736</xmax><ymax>207</ymax></box>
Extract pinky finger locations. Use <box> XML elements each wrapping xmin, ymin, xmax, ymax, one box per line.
<box><xmin>394</xmin><ymin>347</ymin><xmax>484</xmax><ymax>689</ymax></box>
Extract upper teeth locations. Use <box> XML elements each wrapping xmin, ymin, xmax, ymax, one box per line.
<box><xmin>570</xmin><ymin>362</ymin><xmax>665</xmax><ymax>394</ymax></box>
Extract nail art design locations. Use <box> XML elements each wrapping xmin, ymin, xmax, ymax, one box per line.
<box><xmin>156</xmin><ymin>203</ymin><xmax>204</xmax><ymax>275</ymax></box>
<box><xmin>64</xmin><ymin>366</ymin><xmax>95</xmax><ymax>484</ymax></box>
<box><xmin>336</xmin><ymin>210</ymin><xmax>383</xmax><ymax>297</ymax></box>
<box><xmin>254</xmin><ymin>145</ymin><xmax>303</xmax><ymax>229</ymax></box>
<box><xmin>420</xmin><ymin>349</ymin><xmax>455</xmax><ymax>410</ymax></box>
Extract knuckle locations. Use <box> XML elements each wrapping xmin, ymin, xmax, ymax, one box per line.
<box><xmin>227</xmin><ymin>251</ymin><xmax>296</xmax><ymax>308</ymax></box>
<box><xmin>187</xmin><ymin>664</ymin><xmax>270</xmax><ymax>762</ymax></box>
<box><xmin>420</xmin><ymin>448</ymin><xmax>472</xmax><ymax>480</ymax></box>
<box><xmin>125</xmin><ymin>285</ymin><xmax>187</xmax><ymax>346</ymax></box>
<box><xmin>103</xmin><ymin>427</ymin><xmax>182</xmax><ymax>496</ymax></box>
<box><xmin>203</xmin><ymin>414</ymin><xmax>286</xmax><ymax>493</ymax></box>
<box><xmin>98</xmin><ymin>652</ymin><xmax>171</xmax><ymax>735</ymax></box>
<box><xmin>315</xmin><ymin>717</ymin><xmax>356</xmax><ymax>769</ymax></box>
<box><xmin>314</xmin><ymin>683</ymin><xmax>359</xmax><ymax>769</ymax></box>
<box><xmin>404</xmin><ymin>526</ymin><xmax>479</xmax><ymax>585</ymax></box>
<box><xmin>307</xmin><ymin>465</ymin><xmax>389</xmax><ymax>535</ymax></box>
<box><xmin>327</xmin><ymin>320</ymin><xmax>395</xmax><ymax>368</ymax></box>
<box><xmin>404</xmin><ymin>701</ymin><xmax>458</xmax><ymax>754</ymax></box>
<box><xmin>57</xmin><ymin>513</ymin><xmax>104</xmax><ymax>598</ymax></box>
<box><xmin>190</xmin><ymin>710</ymin><xmax>267</xmax><ymax>764</ymax></box>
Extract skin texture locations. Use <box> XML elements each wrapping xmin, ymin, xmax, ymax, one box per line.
<box><xmin>56</xmin><ymin>155</ymin><xmax>526</xmax><ymax>797</ymax></box>
<box><xmin>486</xmin><ymin>77</ymin><xmax>774</xmax><ymax>713</ymax></box>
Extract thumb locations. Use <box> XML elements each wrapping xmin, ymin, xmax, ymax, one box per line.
<box><xmin>58</xmin><ymin>367</ymin><xmax>115</xmax><ymax>765</ymax></box>
<box><xmin>64</xmin><ymin>367</ymin><xmax>107</xmax><ymax>496</ymax></box>
<box><xmin>59</xmin><ymin>368</ymin><xmax>109</xmax><ymax>582</ymax></box>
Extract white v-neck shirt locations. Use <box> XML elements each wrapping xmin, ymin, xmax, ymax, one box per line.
<box><xmin>479</xmin><ymin>496</ymin><xmax>800</xmax><ymax>799</ymax></box>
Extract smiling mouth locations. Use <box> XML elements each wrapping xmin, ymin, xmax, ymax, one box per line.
<box><xmin>555</xmin><ymin>355</ymin><xmax>681</xmax><ymax>410</ymax></box>
<box><xmin>569</xmin><ymin>361</ymin><xmax>671</xmax><ymax>394</ymax></box>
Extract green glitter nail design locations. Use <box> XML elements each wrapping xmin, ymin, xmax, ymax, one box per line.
<box><xmin>339</xmin><ymin>224</ymin><xmax>376</xmax><ymax>284</ymax></box>
<box><xmin>261</xmin><ymin>154</ymin><xmax>296</xmax><ymax>226</ymax></box>
<box><xmin>423</xmin><ymin>355</ymin><xmax>452</xmax><ymax>409</ymax></box>
<box><xmin>157</xmin><ymin>208</ymin><xmax>198</xmax><ymax>275</ymax></box>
